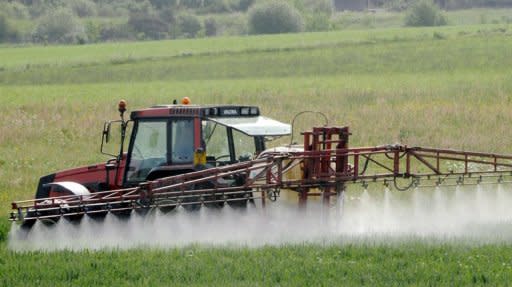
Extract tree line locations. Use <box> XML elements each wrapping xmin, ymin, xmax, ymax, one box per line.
<box><xmin>0</xmin><ymin>0</ymin><xmax>510</xmax><ymax>45</ymax></box>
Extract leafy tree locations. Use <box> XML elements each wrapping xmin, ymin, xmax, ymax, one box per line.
<box><xmin>248</xmin><ymin>0</ymin><xmax>304</xmax><ymax>34</ymax></box>
<box><xmin>99</xmin><ymin>23</ymin><xmax>135</xmax><ymax>42</ymax></box>
<box><xmin>0</xmin><ymin>12</ymin><xmax>21</xmax><ymax>43</ymax></box>
<box><xmin>294</xmin><ymin>0</ymin><xmax>333</xmax><ymax>15</ymax></box>
<box><xmin>69</xmin><ymin>0</ymin><xmax>97</xmax><ymax>17</ymax></box>
<box><xmin>201</xmin><ymin>0</ymin><xmax>232</xmax><ymax>13</ymax></box>
<box><xmin>296</xmin><ymin>0</ymin><xmax>333</xmax><ymax>32</ymax></box>
<box><xmin>385</xmin><ymin>0</ymin><xmax>412</xmax><ymax>11</ymax></box>
<box><xmin>237</xmin><ymin>0</ymin><xmax>255</xmax><ymax>11</ymax></box>
<box><xmin>204</xmin><ymin>17</ymin><xmax>217</xmax><ymax>36</ymax></box>
<box><xmin>0</xmin><ymin>1</ymin><xmax>30</xmax><ymax>19</ymax></box>
<box><xmin>149</xmin><ymin>0</ymin><xmax>178</xmax><ymax>9</ymax></box>
<box><xmin>305</xmin><ymin>13</ymin><xmax>330</xmax><ymax>32</ymax></box>
<box><xmin>128</xmin><ymin>11</ymin><xmax>168</xmax><ymax>40</ymax></box>
<box><xmin>177</xmin><ymin>13</ymin><xmax>201</xmax><ymax>38</ymax></box>
<box><xmin>405</xmin><ymin>0</ymin><xmax>447</xmax><ymax>27</ymax></box>
<box><xmin>29</xmin><ymin>0</ymin><xmax>67</xmax><ymax>18</ymax></box>
<box><xmin>180</xmin><ymin>0</ymin><xmax>202</xmax><ymax>8</ymax></box>
<box><xmin>125</xmin><ymin>0</ymin><xmax>154</xmax><ymax>14</ymax></box>
<box><xmin>32</xmin><ymin>8</ymin><xmax>87</xmax><ymax>44</ymax></box>
<box><xmin>159</xmin><ymin>7</ymin><xmax>177</xmax><ymax>24</ymax></box>
<box><xmin>0</xmin><ymin>13</ymin><xmax>9</xmax><ymax>43</ymax></box>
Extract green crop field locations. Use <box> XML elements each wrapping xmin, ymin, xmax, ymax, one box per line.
<box><xmin>1</xmin><ymin>20</ymin><xmax>512</xmax><ymax>285</ymax></box>
<box><xmin>2</xmin><ymin>242</ymin><xmax>512</xmax><ymax>286</ymax></box>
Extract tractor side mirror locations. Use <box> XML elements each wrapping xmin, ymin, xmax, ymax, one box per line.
<box><xmin>101</xmin><ymin>120</ymin><xmax>124</xmax><ymax>157</ymax></box>
<box><xmin>103</xmin><ymin>122</ymin><xmax>111</xmax><ymax>143</ymax></box>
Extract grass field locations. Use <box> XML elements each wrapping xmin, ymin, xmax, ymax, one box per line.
<box><xmin>2</xmin><ymin>242</ymin><xmax>512</xmax><ymax>286</ymax></box>
<box><xmin>1</xmin><ymin>21</ymin><xmax>512</xmax><ymax>285</ymax></box>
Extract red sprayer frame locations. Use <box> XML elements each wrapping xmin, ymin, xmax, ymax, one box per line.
<box><xmin>10</xmin><ymin>126</ymin><xmax>512</xmax><ymax>222</ymax></box>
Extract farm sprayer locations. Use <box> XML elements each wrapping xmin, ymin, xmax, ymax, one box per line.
<box><xmin>10</xmin><ymin>99</ymin><xmax>512</xmax><ymax>228</ymax></box>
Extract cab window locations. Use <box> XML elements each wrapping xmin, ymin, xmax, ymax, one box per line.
<box><xmin>171</xmin><ymin>119</ymin><xmax>194</xmax><ymax>164</ymax></box>
<box><xmin>126</xmin><ymin>118</ymin><xmax>195</xmax><ymax>183</ymax></box>
<box><xmin>233</xmin><ymin>129</ymin><xmax>255</xmax><ymax>161</ymax></box>
<box><xmin>126</xmin><ymin>120</ymin><xmax>167</xmax><ymax>182</ymax></box>
<box><xmin>202</xmin><ymin>120</ymin><xmax>230</xmax><ymax>161</ymax></box>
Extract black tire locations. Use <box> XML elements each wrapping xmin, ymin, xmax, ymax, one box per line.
<box><xmin>156</xmin><ymin>198</ymin><xmax>178</xmax><ymax>214</ymax></box>
<box><xmin>227</xmin><ymin>191</ymin><xmax>252</xmax><ymax>209</ymax></box>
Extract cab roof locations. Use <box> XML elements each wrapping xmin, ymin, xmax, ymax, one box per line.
<box><xmin>130</xmin><ymin>104</ymin><xmax>291</xmax><ymax>136</ymax></box>
<box><xmin>130</xmin><ymin>104</ymin><xmax>260</xmax><ymax>119</ymax></box>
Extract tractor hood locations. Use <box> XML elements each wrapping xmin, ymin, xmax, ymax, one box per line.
<box><xmin>208</xmin><ymin>116</ymin><xmax>291</xmax><ymax>136</ymax></box>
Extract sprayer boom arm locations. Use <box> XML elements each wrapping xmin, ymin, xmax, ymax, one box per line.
<box><xmin>10</xmin><ymin>126</ymin><xmax>512</xmax><ymax>222</ymax></box>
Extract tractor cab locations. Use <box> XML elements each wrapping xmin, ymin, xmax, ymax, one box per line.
<box><xmin>30</xmin><ymin>99</ymin><xmax>290</xmax><ymax>203</ymax></box>
<box><xmin>106</xmin><ymin>100</ymin><xmax>291</xmax><ymax>187</ymax></box>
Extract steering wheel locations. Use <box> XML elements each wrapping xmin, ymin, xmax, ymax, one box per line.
<box><xmin>215</xmin><ymin>154</ymin><xmax>231</xmax><ymax>161</ymax></box>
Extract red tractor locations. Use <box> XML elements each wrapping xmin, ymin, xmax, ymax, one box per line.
<box><xmin>39</xmin><ymin>100</ymin><xmax>288</xmax><ymax>195</ymax></box>
<box><xmin>14</xmin><ymin>99</ymin><xmax>293</xmax><ymax>226</ymax></box>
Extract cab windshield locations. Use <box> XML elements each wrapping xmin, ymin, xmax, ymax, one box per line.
<box><xmin>202</xmin><ymin>120</ymin><xmax>256</xmax><ymax>163</ymax></box>
<box><xmin>126</xmin><ymin>119</ymin><xmax>194</xmax><ymax>183</ymax></box>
